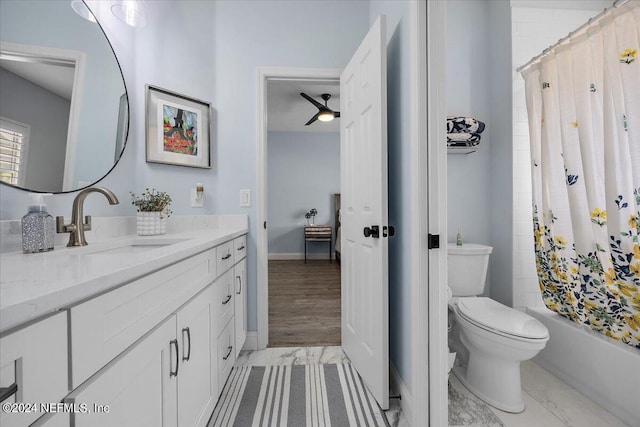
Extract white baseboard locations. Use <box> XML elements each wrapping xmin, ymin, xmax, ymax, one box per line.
<box><xmin>268</xmin><ymin>252</ymin><xmax>335</xmax><ymax>261</ymax></box>
<box><xmin>243</xmin><ymin>332</ymin><xmax>258</xmax><ymax>351</ymax></box>
<box><xmin>390</xmin><ymin>363</ymin><xmax>413</xmax><ymax>426</ymax></box>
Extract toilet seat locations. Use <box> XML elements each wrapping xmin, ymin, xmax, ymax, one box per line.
<box><xmin>456</xmin><ymin>297</ymin><xmax>549</xmax><ymax>341</ymax></box>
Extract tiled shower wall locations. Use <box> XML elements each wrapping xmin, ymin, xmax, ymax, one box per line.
<box><xmin>510</xmin><ymin>4</ymin><xmax>611</xmax><ymax>310</ymax></box>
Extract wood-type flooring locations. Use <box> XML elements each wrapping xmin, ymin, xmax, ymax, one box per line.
<box><xmin>268</xmin><ymin>259</ymin><xmax>341</xmax><ymax>347</ymax></box>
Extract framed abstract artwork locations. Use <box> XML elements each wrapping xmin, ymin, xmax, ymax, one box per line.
<box><xmin>145</xmin><ymin>85</ymin><xmax>211</xmax><ymax>168</ymax></box>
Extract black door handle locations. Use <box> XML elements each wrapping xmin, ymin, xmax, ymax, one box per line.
<box><xmin>363</xmin><ymin>225</ymin><xmax>380</xmax><ymax>238</ymax></box>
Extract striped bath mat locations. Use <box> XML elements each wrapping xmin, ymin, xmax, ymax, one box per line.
<box><xmin>209</xmin><ymin>364</ymin><xmax>389</xmax><ymax>427</ymax></box>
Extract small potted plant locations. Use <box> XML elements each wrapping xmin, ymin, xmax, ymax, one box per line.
<box><xmin>130</xmin><ymin>188</ymin><xmax>173</xmax><ymax>235</ymax></box>
<box><xmin>305</xmin><ymin>208</ymin><xmax>318</xmax><ymax>225</ymax></box>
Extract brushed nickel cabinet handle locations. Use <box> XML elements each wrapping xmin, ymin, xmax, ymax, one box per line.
<box><xmin>221</xmin><ymin>253</ymin><xmax>232</xmax><ymax>261</ymax></box>
<box><xmin>222</xmin><ymin>295</ymin><xmax>232</xmax><ymax>305</ymax></box>
<box><xmin>170</xmin><ymin>339</ymin><xmax>179</xmax><ymax>377</ymax></box>
<box><xmin>182</xmin><ymin>327</ymin><xmax>191</xmax><ymax>362</ymax></box>
<box><xmin>236</xmin><ymin>275</ymin><xmax>242</xmax><ymax>295</ymax></box>
<box><xmin>237</xmin><ymin>245</ymin><xmax>245</xmax><ymax>251</ymax></box>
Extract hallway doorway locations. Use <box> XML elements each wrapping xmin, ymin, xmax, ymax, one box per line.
<box><xmin>262</xmin><ymin>74</ymin><xmax>342</xmax><ymax>347</ymax></box>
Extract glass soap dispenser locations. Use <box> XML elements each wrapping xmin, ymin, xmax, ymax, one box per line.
<box><xmin>22</xmin><ymin>193</ymin><xmax>55</xmax><ymax>253</ymax></box>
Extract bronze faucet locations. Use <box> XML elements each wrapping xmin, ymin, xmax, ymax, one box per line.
<box><xmin>56</xmin><ymin>187</ymin><xmax>119</xmax><ymax>246</ymax></box>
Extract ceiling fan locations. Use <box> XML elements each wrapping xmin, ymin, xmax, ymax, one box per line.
<box><xmin>300</xmin><ymin>93</ymin><xmax>340</xmax><ymax>125</ymax></box>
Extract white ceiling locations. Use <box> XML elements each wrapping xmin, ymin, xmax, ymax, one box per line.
<box><xmin>267</xmin><ymin>79</ymin><xmax>340</xmax><ymax>133</ymax></box>
<box><xmin>0</xmin><ymin>59</ymin><xmax>74</xmax><ymax>100</ymax></box>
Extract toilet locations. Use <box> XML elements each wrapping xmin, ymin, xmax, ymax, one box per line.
<box><xmin>448</xmin><ymin>243</ymin><xmax>549</xmax><ymax>413</ymax></box>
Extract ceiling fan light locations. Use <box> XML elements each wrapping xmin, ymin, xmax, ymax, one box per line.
<box><xmin>317</xmin><ymin>111</ymin><xmax>335</xmax><ymax>122</ymax></box>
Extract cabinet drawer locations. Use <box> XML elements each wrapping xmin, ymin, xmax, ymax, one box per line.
<box><xmin>216</xmin><ymin>318</ymin><xmax>235</xmax><ymax>396</ymax></box>
<box><xmin>233</xmin><ymin>235</ymin><xmax>246</xmax><ymax>262</ymax></box>
<box><xmin>214</xmin><ymin>270</ymin><xmax>234</xmax><ymax>336</ymax></box>
<box><xmin>0</xmin><ymin>312</ymin><xmax>68</xmax><ymax>427</ymax></box>
<box><xmin>70</xmin><ymin>249</ymin><xmax>215</xmax><ymax>388</ymax></box>
<box><xmin>216</xmin><ymin>241</ymin><xmax>234</xmax><ymax>274</ymax></box>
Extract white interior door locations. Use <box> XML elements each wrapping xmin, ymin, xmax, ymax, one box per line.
<box><xmin>340</xmin><ymin>15</ymin><xmax>389</xmax><ymax>410</ymax></box>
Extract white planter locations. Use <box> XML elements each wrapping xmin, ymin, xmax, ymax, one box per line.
<box><xmin>136</xmin><ymin>212</ymin><xmax>167</xmax><ymax>236</ymax></box>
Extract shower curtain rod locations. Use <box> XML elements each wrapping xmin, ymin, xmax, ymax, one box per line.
<box><xmin>516</xmin><ymin>0</ymin><xmax>631</xmax><ymax>73</ymax></box>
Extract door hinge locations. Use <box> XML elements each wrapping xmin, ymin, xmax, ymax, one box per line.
<box><xmin>428</xmin><ymin>234</ymin><xmax>440</xmax><ymax>249</ymax></box>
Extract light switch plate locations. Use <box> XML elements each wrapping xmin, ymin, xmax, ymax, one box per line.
<box><xmin>239</xmin><ymin>189</ymin><xmax>251</xmax><ymax>207</ymax></box>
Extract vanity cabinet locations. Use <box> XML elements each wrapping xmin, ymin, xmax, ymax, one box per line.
<box><xmin>1</xmin><ymin>230</ymin><xmax>247</xmax><ymax>427</ymax></box>
<box><xmin>0</xmin><ymin>312</ymin><xmax>68</xmax><ymax>427</ymax></box>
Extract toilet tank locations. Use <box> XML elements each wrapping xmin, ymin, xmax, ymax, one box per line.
<box><xmin>448</xmin><ymin>243</ymin><xmax>493</xmax><ymax>296</ymax></box>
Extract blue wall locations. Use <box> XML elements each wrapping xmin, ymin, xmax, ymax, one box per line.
<box><xmin>445</xmin><ymin>0</ymin><xmax>492</xmax><ymax>248</ymax></box>
<box><xmin>267</xmin><ymin>131</ymin><xmax>340</xmax><ymax>255</ymax></box>
<box><xmin>445</xmin><ymin>0</ymin><xmax>513</xmax><ymax>304</ymax></box>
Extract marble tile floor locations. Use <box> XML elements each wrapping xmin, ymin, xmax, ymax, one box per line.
<box><xmin>234</xmin><ymin>347</ymin><xmax>628</xmax><ymax>427</ymax></box>
<box><xmin>234</xmin><ymin>346</ymin><xmax>410</xmax><ymax>427</ymax></box>
<box><xmin>450</xmin><ymin>360</ymin><xmax>630</xmax><ymax>427</ymax></box>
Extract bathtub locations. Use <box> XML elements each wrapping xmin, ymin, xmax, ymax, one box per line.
<box><xmin>527</xmin><ymin>307</ymin><xmax>639</xmax><ymax>427</ymax></box>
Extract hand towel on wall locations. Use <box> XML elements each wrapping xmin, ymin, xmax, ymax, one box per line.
<box><xmin>447</xmin><ymin>132</ymin><xmax>481</xmax><ymax>147</ymax></box>
<box><xmin>447</xmin><ymin>116</ymin><xmax>486</xmax><ymax>134</ymax></box>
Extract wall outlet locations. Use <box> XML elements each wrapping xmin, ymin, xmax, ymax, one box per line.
<box><xmin>239</xmin><ymin>189</ymin><xmax>251</xmax><ymax>207</ymax></box>
<box><xmin>191</xmin><ymin>189</ymin><xmax>204</xmax><ymax>208</ymax></box>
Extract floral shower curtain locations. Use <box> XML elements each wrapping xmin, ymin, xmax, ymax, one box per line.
<box><xmin>521</xmin><ymin>1</ymin><xmax>640</xmax><ymax>349</ymax></box>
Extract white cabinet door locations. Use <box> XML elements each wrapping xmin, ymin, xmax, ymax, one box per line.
<box><xmin>233</xmin><ymin>258</ymin><xmax>247</xmax><ymax>358</ymax></box>
<box><xmin>68</xmin><ymin>317</ymin><xmax>178</xmax><ymax>427</ymax></box>
<box><xmin>0</xmin><ymin>312</ymin><xmax>68</xmax><ymax>427</ymax></box>
<box><xmin>176</xmin><ymin>286</ymin><xmax>217</xmax><ymax>427</ymax></box>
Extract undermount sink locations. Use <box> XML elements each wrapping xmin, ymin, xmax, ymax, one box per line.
<box><xmin>78</xmin><ymin>238</ymin><xmax>190</xmax><ymax>256</ymax></box>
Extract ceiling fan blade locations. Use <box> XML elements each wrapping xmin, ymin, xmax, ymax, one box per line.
<box><xmin>300</xmin><ymin>92</ymin><xmax>325</xmax><ymax>110</ymax></box>
<box><xmin>305</xmin><ymin>112</ymin><xmax>320</xmax><ymax>126</ymax></box>
<box><xmin>334</xmin><ymin>111</ymin><xmax>340</xmax><ymax>118</ymax></box>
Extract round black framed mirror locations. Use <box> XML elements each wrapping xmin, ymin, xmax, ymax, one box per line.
<box><xmin>0</xmin><ymin>0</ymin><xmax>129</xmax><ymax>193</ymax></box>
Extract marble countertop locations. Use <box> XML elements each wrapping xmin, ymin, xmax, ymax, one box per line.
<box><xmin>0</xmin><ymin>223</ymin><xmax>247</xmax><ymax>335</ymax></box>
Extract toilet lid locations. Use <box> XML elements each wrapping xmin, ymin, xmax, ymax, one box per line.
<box><xmin>457</xmin><ymin>297</ymin><xmax>549</xmax><ymax>340</ymax></box>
